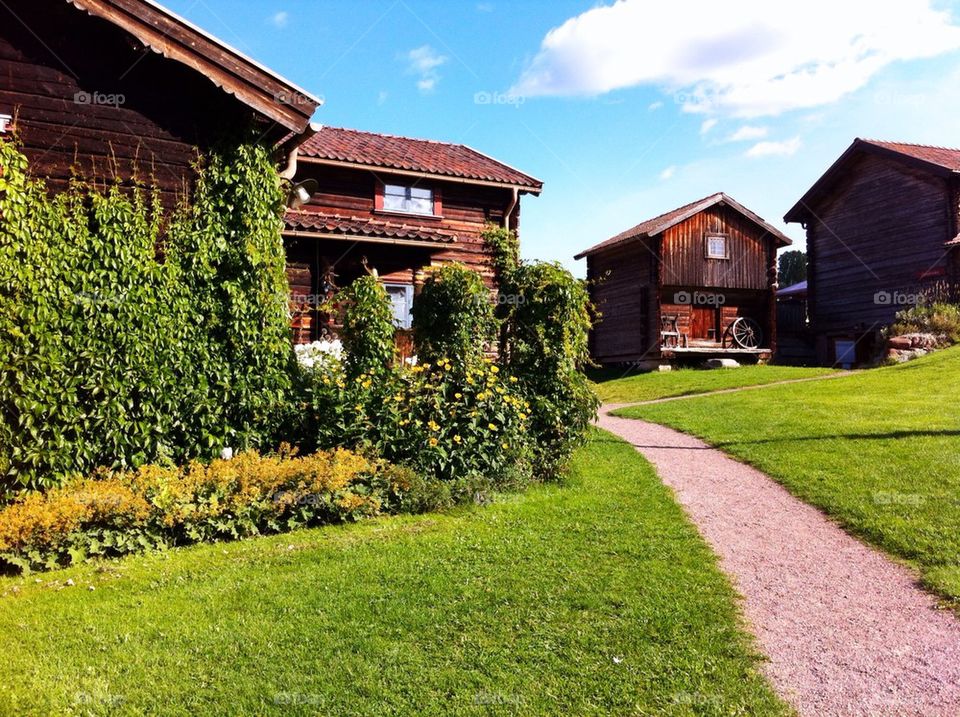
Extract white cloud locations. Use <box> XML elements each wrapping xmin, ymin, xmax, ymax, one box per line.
<box><xmin>270</xmin><ymin>11</ymin><xmax>288</xmax><ymax>28</ymax></box>
<box><xmin>377</xmin><ymin>90</ymin><xmax>389</xmax><ymax>106</ymax></box>
<box><xmin>404</xmin><ymin>45</ymin><xmax>448</xmax><ymax>93</ymax></box>
<box><xmin>700</xmin><ymin>118</ymin><xmax>718</xmax><ymax>135</ymax></box>
<box><xmin>477</xmin><ymin>2</ymin><xmax>494</xmax><ymax>11</ymax></box>
<box><xmin>510</xmin><ymin>0</ymin><xmax>960</xmax><ymax>117</ymax></box>
<box><xmin>745</xmin><ymin>136</ymin><xmax>801</xmax><ymax>158</ymax></box>
<box><xmin>727</xmin><ymin>125</ymin><xmax>768</xmax><ymax>142</ymax></box>
<box><xmin>659</xmin><ymin>165</ymin><xmax>676</xmax><ymax>180</ymax></box>
<box><xmin>648</xmin><ymin>100</ymin><xmax>664</xmax><ymax>111</ymax></box>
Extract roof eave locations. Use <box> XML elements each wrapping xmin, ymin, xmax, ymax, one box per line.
<box><xmin>68</xmin><ymin>0</ymin><xmax>321</xmax><ymax>133</ymax></box>
<box><xmin>282</xmin><ymin>228</ymin><xmax>455</xmax><ymax>249</ymax></box>
<box><xmin>785</xmin><ymin>138</ymin><xmax>959</xmax><ymax>224</ymax></box>
<box><xmin>297</xmin><ymin>156</ymin><xmax>542</xmax><ymax>194</ymax></box>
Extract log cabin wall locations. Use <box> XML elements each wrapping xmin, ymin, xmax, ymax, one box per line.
<box><xmin>659</xmin><ymin>204</ymin><xmax>771</xmax><ymax>290</ymax></box>
<box><xmin>807</xmin><ymin>153</ymin><xmax>952</xmax><ymax>334</ymax></box>
<box><xmin>0</xmin><ymin>0</ymin><xmax>263</xmax><ymax>204</ymax></box>
<box><xmin>586</xmin><ymin>240</ymin><xmax>656</xmax><ymax>362</ymax></box>
<box><xmin>290</xmin><ymin>163</ymin><xmax>513</xmax><ymax>286</ymax></box>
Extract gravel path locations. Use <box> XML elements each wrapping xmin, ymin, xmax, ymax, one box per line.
<box><xmin>597</xmin><ymin>408</ymin><xmax>960</xmax><ymax>717</ymax></box>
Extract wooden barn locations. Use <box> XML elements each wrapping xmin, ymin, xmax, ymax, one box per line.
<box><xmin>282</xmin><ymin>127</ymin><xmax>543</xmax><ymax>344</ymax></box>
<box><xmin>0</xmin><ymin>0</ymin><xmax>321</xmax><ymax>203</ymax></box>
<box><xmin>576</xmin><ymin>193</ymin><xmax>791</xmax><ymax>366</ymax></box>
<box><xmin>784</xmin><ymin>139</ymin><xmax>960</xmax><ymax>366</ymax></box>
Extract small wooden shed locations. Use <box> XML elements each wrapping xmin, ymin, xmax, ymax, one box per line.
<box><xmin>576</xmin><ymin>193</ymin><xmax>791</xmax><ymax>366</ymax></box>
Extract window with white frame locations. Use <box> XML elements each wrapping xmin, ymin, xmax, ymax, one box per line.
<box><xmin>384</xmin><ymin>283</ymin><xmax>414</xmax><ymax>329</ymax></box>
<box><xmin>382</xmin><ymin>184</ymin><xmax>434</xmax><ymax>216</ymax></box>
<box><xmin>705</xmin><ymin>234</ymin><xmax>729</xmax><ymax>259</ymax></box>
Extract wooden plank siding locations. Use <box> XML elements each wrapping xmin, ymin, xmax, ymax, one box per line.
<box><xmin>807</xmin><ymin>153</ymin><xmax>953</xmax><ymax>334</ymax></box>
<box><xmin>660</xmin><ymin>204</ymin><xmax>773</xmax><ymax>290</ymax></box>
<box><xmin>587</xmin><ymin>241</ymin><xmax>656</xmax><ymax>361</ymax></box>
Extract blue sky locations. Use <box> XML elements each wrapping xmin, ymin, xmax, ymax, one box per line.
<box><xmin>164</xmin><ymin>0</ymin><xmax>960</xmax><ymax>276</ymax></box>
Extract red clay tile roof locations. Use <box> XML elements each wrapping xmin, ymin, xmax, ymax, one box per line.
<box><xmin>862</xmin><ymin>140</ymin><xmax>960</xmax><ymax>171</ymax></box>
<box><xmin>785</xmin><ymin>138</ymin><xmax>960</xmax><ymax>223</ymax></box>
<box><xmin>284</xmin><ymin>209</ymin><xmax>458</xmax><ymax>245</ymax></box>
<box><xmin>298</xmin><ymin>127</ymin><xmax>542</xmax><ymax>191</ymax></box>
<box><xmin>575</xmin><ymin>192</ymin><xmax>791</xmax><ymax>259</ymax></box>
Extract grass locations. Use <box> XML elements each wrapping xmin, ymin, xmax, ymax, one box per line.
<box><xmin>0</xmin><ymin>431</ymin><xmax>789</xmax><ymax>717</ymax></box>
<box><xmin>616</xmin><ymin>346</ymin><xmax>960</xmax><ymax>605</ymax></box>
<box><xmin>590</xmin><ymin>364</ymin><xmax>836</xmax><ymax>404</ymax></box>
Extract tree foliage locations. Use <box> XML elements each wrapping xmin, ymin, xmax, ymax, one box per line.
<box><xmin>778</xmin><ymin>249</ymin><xmax>807</xmax><ymax>288</ymax></box>
<box><xmin>339</xmin><ymin>275</ymin><xmax>396</xmax><ymax>378</ymax></box>
<box><xmin>412</xmin><ymin>263</ymin><xmax>495</xmax><ymax>368</ymax></box>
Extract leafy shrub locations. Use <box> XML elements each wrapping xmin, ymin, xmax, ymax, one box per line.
<box><xmin>295</xmin><ymin>356</ymin><xmax>534</xmax><ymax>490</ymax></box>
<box><xmin>889</xmin><ymin>302</ymin><xmax>960</xmax><ymax>343</ymax></box>
<box><xmin>412</xmin><ymin>264</ymin><xmax>495</xmax><ymax>367</ymax></box>
<box><xmin>0</xmin><ymin>448</ymin><xmax>418</xmax><ymax>573</ymax></box>
<box><xmin>0</xmin><ymin>135</ymin><xmax>292</xmax><ymax>496</ymax></box>
<box><xmin>338</xmin><ymin>275</ymin><xmax>396</xmax><ymax>377</ymax></box>
<box><xmin>488</xmin><ymin>226</ymin><xmax>599</xmax><ymax>478</ymax></box>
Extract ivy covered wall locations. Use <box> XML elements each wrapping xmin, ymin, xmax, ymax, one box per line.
<box><xmin>0</xmin><ymin>133</ymin><xmax>293</xmax><ymax>495</ymax></box>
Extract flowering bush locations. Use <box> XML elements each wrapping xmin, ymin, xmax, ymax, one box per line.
<box><xmin>0</xmin><ymin>448</ymin><xmax>416</xmax><ymax>572</ymax></box>
<box><xmin>296</xmin><ymin>355</ymin><xmax>534</xmax><ymax>490</ymax></box>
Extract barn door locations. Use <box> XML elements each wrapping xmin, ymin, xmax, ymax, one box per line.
<box><xmin>690</xmin><ymin>307</ymin><xmax>719</xmax><ymax>340</ymax></box>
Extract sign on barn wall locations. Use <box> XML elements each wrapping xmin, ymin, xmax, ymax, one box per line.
<box><xmin>0</xmin><ymin>114</ymin><xmax>11</xmax><ymax>133</ymax></box>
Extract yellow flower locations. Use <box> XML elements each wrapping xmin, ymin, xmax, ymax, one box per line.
<box><xmin>428</xmin><ymin>437</ymin><xmax>439</xmax><ymax>447</ymax></box>
<box><xmin>394</xmin><ymin>394</ymin><xmax>403</xmax><ymax>402</ymax></box>
<box><xmin>490</xmin><ymin>366</ymin><xmax>499</xmax><ymax>374</ymax></box>
<box><xmin>501</xmin><ymin>442</ymin><xmax>509</xmax><ymax>449</ymax></box>
<box><xmin>453</xmin><ymin>434</ymin><xmax>462</xmax><ymax>444</ymax></box>
<box><xmin>466</xmin><ymin>377</ymin><xmax>475</xmax><ymax>385</ymax></box>
<box><xmin>488</xmin><ymin>423</ymin><xmax>498</xmax><ymax>431</ymax></box>
<box><xmin>454</xmin><ymin>392</ymin><xmax>463</xmax><ymax>399</ymax></box>
<box><xmin>509</xmin><ymin>376</ymin><xmax>518</xmax><ymax>383</ymax></box>
<box><xmin>428</xmin><ymin>420</ymin><xmax>440</xmax><ymax>432</ymax></box>
<box><xmin>496</xmin><ymin>387</ymin><xmax>505</xmax><ymax>395</ymax></box>
<box><xmin>354</xmin><ymin>404</ymin><xmax>362</xmax><ymax>412</ymax></box>
<box><xmin>518</xmin><ymin>412</ymin><xmax>527</xmax><ymax>420</ymax></box>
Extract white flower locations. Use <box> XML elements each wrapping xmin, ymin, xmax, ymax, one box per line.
<box><xmin>220</xmin><ymin>447</ymin><xmax>234</xmax><ymax>460</ymax></box>
<box><xmin>295</xmin><ymin>339</ymin><xmax>344</xmax><ymax>366</ymax></box>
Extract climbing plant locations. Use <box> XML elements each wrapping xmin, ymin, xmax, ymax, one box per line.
<box><xmin>0</xmin><ymin>132</ymin><xmax>292</xmax><ymax>496</ymax></box>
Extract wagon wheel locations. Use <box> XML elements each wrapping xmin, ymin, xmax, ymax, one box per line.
<box><xmin>728</xmin><ymin>317</ymin><xmax>762</xmax><ymax>349</ymax></box>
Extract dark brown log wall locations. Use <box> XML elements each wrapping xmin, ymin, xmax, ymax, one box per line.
<box><xmin>807</xmin><ymin>153</ymin><xmax>952</xmax><ymax>334</ymax></box>
<box><xmin>290</xmin><ymin>163</ymin><xmax>516</xmax><ymax>286</ymax></box>
<box><xmin>0</xmin><ymin>0</ymin><xmax>263</xmax><ymax>203</ymax></box>
<box><xmin>586</xmin><ymin>240</ymin><xmax>656</xmax><ymax>362</ymax></box>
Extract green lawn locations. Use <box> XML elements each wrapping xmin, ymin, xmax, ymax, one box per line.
<box><xmin>591</xmin><ymin>364</ymin><xmax>836</xmax><ymax>404</ymax></box>
<box><xmin>616</xmin><ymin>346</ymin><xmax>960</xmax><ymax>605</ymax></box>
<box><xmin>0</xmin><ymin>432</ymin><xmax>788</xmax><ymax>717</ymax></box>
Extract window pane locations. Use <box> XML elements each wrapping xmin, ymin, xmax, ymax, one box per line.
<box><xmin>707</xmin><ymin>236</ymin><xmax>727</xmax><ymax>258</ymax></box>
<box><xmin>382</xmin><ymin>184</ymin><xmax>434</xmax><ymax>215</ymax></box>
<box><xmin>384</xmin><ymin>284</ymin><xmax>413</xmax><ymax>329</ymax></box>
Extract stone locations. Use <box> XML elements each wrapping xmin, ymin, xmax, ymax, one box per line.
<box><xmin>888</xmin><ymin>336</ymin><xmax>912</xmax><ymax>350</ymax></box>
<box><xmin>706</xmin><ymin>358</ymin><xmax>740</xmax><ymax>369</ymax></box>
